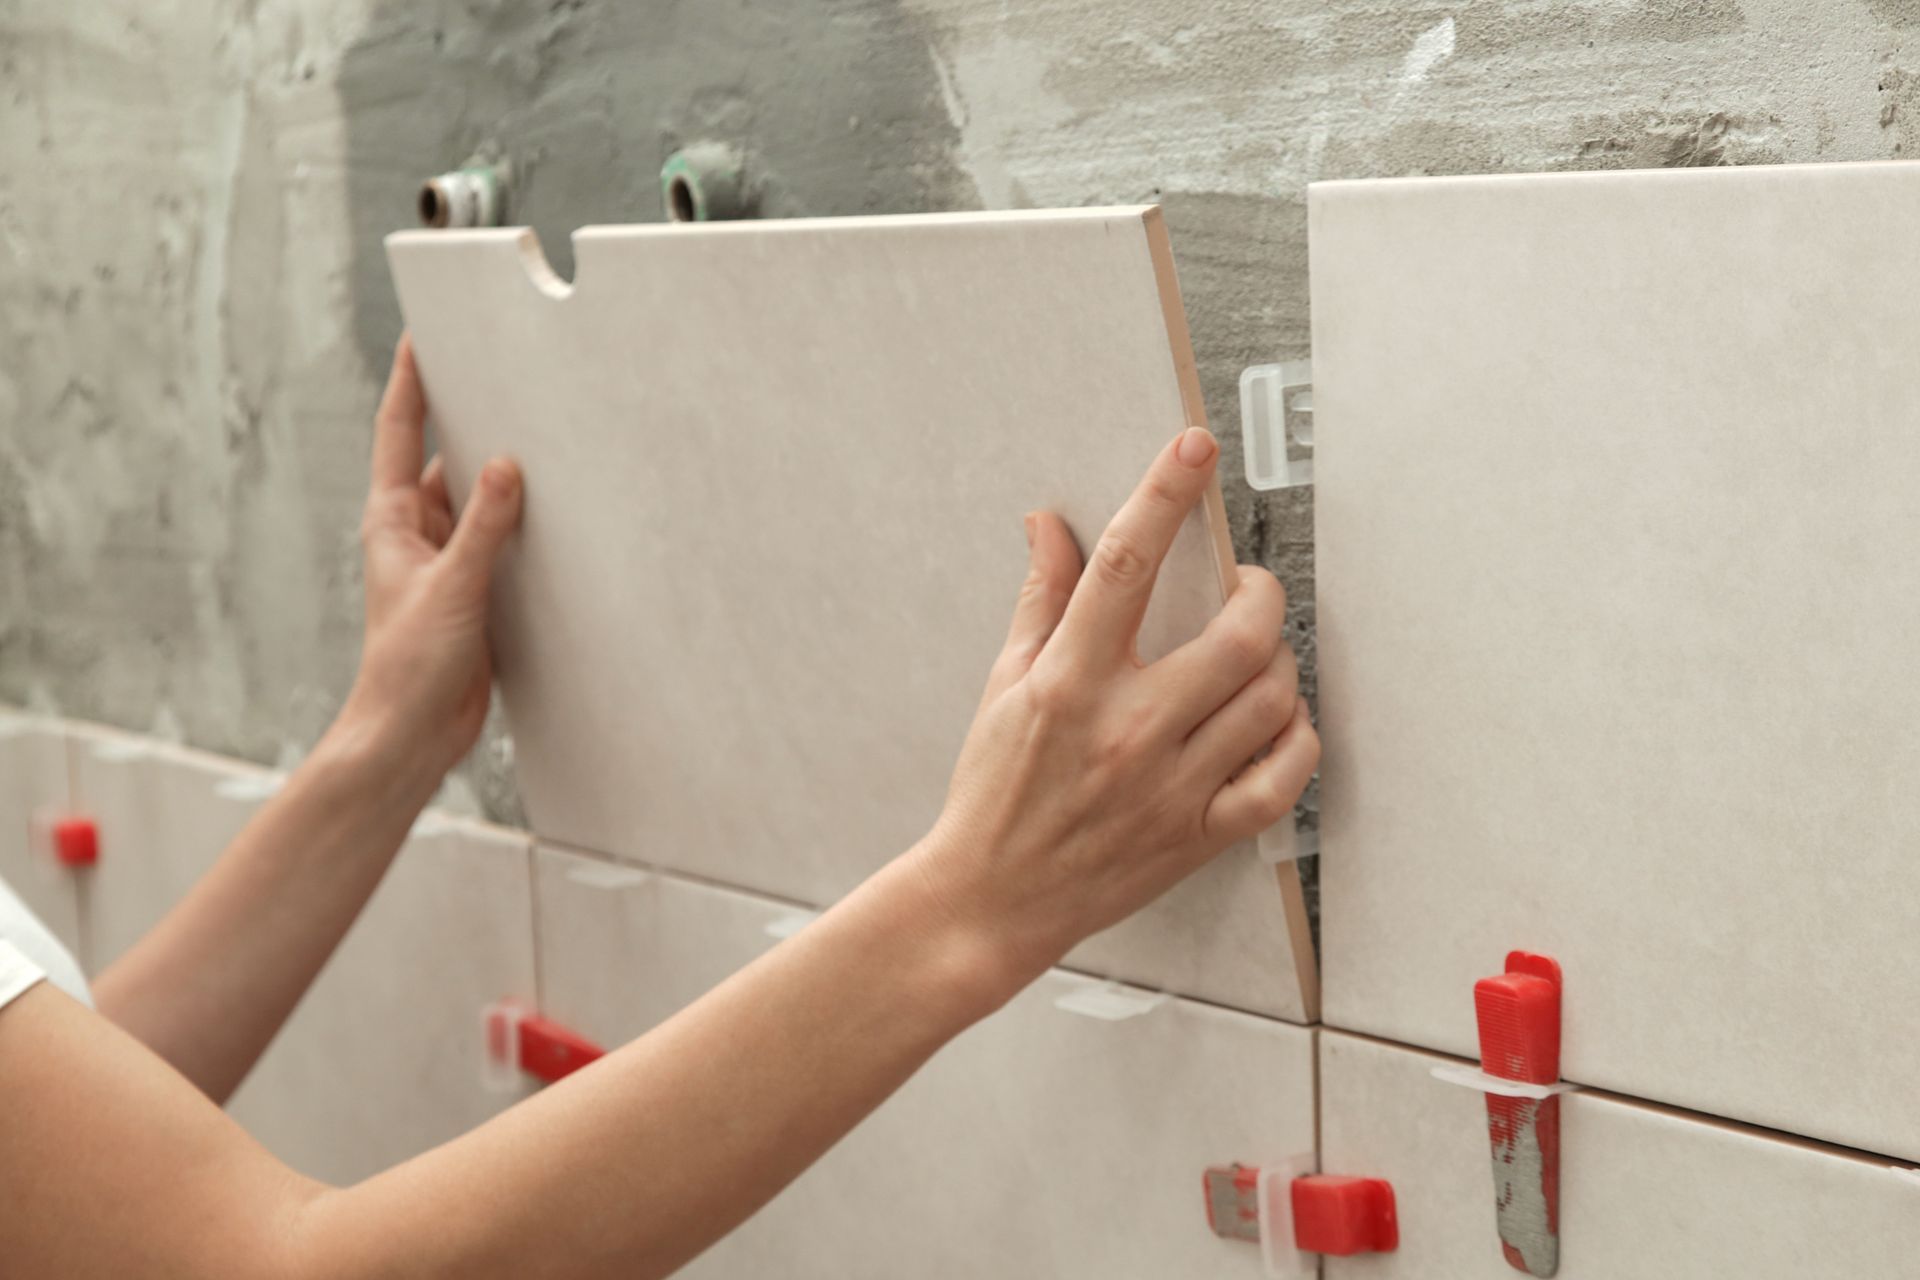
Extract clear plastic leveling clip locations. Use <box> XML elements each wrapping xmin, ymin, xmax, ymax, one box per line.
<box><xmin>1239</xmin><ymin>361</ymin><xmax>1314</xmax><ymax>490</ymax></box>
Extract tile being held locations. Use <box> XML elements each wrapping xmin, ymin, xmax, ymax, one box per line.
<box><xmin>389</xmin><ymin>210</ymin><xmax>1316</xmax><ymax>1021</ymax></box>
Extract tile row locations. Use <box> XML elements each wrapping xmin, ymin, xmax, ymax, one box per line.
<box><xmin>5</xmin><ymin>714</ymin><xmax>1912</xmax><ymax>1276</ymax></box>
<box><xmin>384</xmin><ymin>167</ymin><xmax>1920</xmax><ymax>1182</ymax></box>
<box><xmin>1313</xmin><ymin>160</ymin><xmax>1920</xmax><ymax>1164</ymax></box>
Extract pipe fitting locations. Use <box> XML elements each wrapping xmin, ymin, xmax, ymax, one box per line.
<box><xmin>660</xmin><ymin>142</ymin><xmax>753</xmax><ymax>222</ymax></box>
<box><xmin>419</xmin><ymin>163</ymin><xmax>511</xmax><ymax>229</ymax></box>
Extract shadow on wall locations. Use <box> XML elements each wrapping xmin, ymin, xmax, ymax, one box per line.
<box><xmin>336</xmin><ymin>0</ymin><xmax>982</xmax><ymax>384</ymax></box>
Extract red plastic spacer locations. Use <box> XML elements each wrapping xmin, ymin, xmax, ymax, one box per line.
<box><xmin>1201</xmin><ymin>1163</ymin><xmax>1263</xmax><ymax>1242</ymax></box>
<box><xmin>52</xmin><ymin>816</ymin><xmax>99</xmax><ymax>868</ymax></box>
<box><xmin>1291</xmin><ymin>1175</ymin><xmax>1398</xmax><ymax>1256</ymax></box>
<box><xmin>1475</xmin><ymin>951</ymin><xmax>1562</xmax><ymax>1084</ymax></box>
<box><xmin>516</xmin><ymin>1015</ymin><xmax>605</xmax><ymax>1084</ymax></box>
<box><xmin>1474</xmin><ymin>951</ymin><xmax>1564</xmax><ymax>1277</ymax></box>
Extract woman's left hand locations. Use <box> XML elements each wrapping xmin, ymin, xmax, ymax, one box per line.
<box><xmin>337</xmin><ymin>334</ymin><xmax>524</xmax><ymax>780</ymax></box>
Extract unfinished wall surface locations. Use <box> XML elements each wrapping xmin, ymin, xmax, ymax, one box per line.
<box><xmin>4</xmin><ymin>0</ymin><xmax>1916</xmax><ymax>833</ymax></box>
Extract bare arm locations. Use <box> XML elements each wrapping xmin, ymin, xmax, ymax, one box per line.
<box><xmin>89</xmin><ymin>726</ymin><xmax>441</xmax><ymax>1103</ymax></box>
<box><xmin>1</xmin><ymin>848</ymin><xmax>1008</xmax><ymax>1279</ymax></box>
<box><xmin>299</xmin><ymin>851</ymin><xmax>1008</xmax><ymax>1277</ymax></box>
<box><xmin>91</xmin><ymin>337</ymin><xmax>524</xmax><ymax>1102</ymax></box>
<box><xmin>2</xmin><ymin>346</ymin><xmax>1315</xmax><ymax>1277</ymax></box>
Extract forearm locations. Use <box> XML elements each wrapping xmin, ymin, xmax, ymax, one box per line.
<box><xmin>295</xmin><ymin>846</ymin><xmax>1019</xmax><ymax>1279</ymax></box>
<box><xmin>3</xmin><ymin>844</ymin><xmax>1021</xmax><ymax>1279</ymax></box>
<box><xmin>91</xmin><ymin>715</ymin><xmax>442</xmax><ymax>1103</ymax></box>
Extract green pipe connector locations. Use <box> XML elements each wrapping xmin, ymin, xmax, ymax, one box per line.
<box><xmin>661</xmin><ymin>142</ymin><xmax>752</xmax><ymax>222</ymax></box>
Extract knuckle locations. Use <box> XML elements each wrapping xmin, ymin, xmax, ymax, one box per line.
<box><xmin>1272</xmin><ymin>647</ymin><xmax>1301</xmax><ymax>701</ymax></box>
<box><xmin>1249</xmin><ymin>726</ymin><xmax>1318</xmax><ymax>822</ymax></box>
<box><xmin>1246</xmin><ymin>675</ymin><xmax>1290</xmax><ymax>726</ymax></box>
<box><xmin>1091</xmin><ymin>535</ymin><xmax>1151</xmax><ymax>590</ymax></box>
<box><xmin>1253</xmin><ymin>769</ymin><xmax>1297</xmax><ymax>821</ymax></box>
<box><xmin>1216</xmin><ymin>616</ymin><xmax>1275</xmax><ymax>671</ymax></box>
<box><xmin>1298</xmin><ymin>720</ymin><xmax>1323</xmax><ymax>770</ymax></box>
<box><xmin>1017</xmin><ymin>568</ymin><xmax>1067</xmax><ymax>614</ymax></box>
<box><xmin>1022</xmin><ymin>664</ymin><xmax>1076</xmax><ymax>717</ymax></box>
<box><xmin>1253</xmin><ymin>784</ymin><xmax>1293</xmax><ymax>828</ymax></box>
<box><xmin>985</xmin><ymin>650</ymin><xmax>1023</xmax><ymax>689</ymax></box>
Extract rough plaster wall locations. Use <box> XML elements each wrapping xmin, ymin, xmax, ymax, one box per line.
<box><xmin>3</xmin><ymin>0</ymin><xmax>1916</xmax><ymax>847</ymax></box>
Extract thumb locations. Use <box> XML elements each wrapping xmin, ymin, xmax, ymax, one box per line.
<box><xmin>983</xmin><ymin>510</ymin><xmax>1082</xmax><ymax>701</ymax></box>
<box><xmin>443</xmin><ymin>458</ymin><xmax>524</xmax><ymax>595</ymax></box>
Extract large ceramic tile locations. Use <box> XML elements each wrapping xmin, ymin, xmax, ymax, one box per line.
<box><xmin>534</xmin><ymin>844</ymin><xmax>1318</xmax><ymax>1279</ymax></box>
<box><xmin>1312</xmin><ymin>161</ymin><xmax>1920</xmax><ymax>1155</ymax></box>
<box><xmin>228</xmin><ymin>817</ymin><xmax>538</xmax><ymax>1184</ymax></box>
<box><xmin>0</xmin><ymin>715</ymin><xmax>82</xmax><ymax>956</ymax></box>
<box><xmin>1318</xmin><ymin>1030</ymin><xmax>1918</xmax><ymax>1278</ymax></box>
<box><xmin>63</xmin><ymin>725</ymin><xmax>275</xmax><ymax>974</ymax></box>
<box><xmin>389</xmin><ymin>210</ymin><xmax>1315</xmax><ymax>1021</ymax></box>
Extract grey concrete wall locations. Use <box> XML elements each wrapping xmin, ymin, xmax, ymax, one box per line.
<box><xmin>4</xmin><ymin>0</ymin><xmax>1915</xmax><ymax>835</ymax></box>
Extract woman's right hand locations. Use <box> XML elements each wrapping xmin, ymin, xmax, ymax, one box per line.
<box><xmin>337</xmin><ymin>335</ymin><xmax>523</xmax><ymax>789</ymax></box>
<box><xmin>911</xmin><ymin>426</ymin><xmax>1318</xmax><ymax>991</ymax></box>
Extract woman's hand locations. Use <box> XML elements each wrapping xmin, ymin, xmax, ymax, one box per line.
<box><xmin>912</xmin><ymin>426</ymin><xmax>1318</xmax><ymax>990</ymax></box>
<box><xmin>89</xmin><ymin>338</ymin><xmax>526</xmax><ymax>1100</ymax></box>
<box><xmin>335</xmin><ymin>335</ymin><xmax>524</xmax><ymax>781</ymax></box>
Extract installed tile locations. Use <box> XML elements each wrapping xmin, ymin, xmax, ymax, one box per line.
<box><xmin>228</xmin><ymin>817</ymin><xmax>537</xmax><ymax>1184</ymax></box>
<box><xmin>64</xmin><ymin>727</ymin><xmax>272</xmax><ymax>974</ymax></box>
<box><xmin>1318</xmin><ymin>1030</ymin><xmax>1918</xmax><ymax>1278</ymax></box>
<box><xmin>0</xmin><ymin>716</ymin><xmax>82</xmax><ymax>956</ymax></box>
<box><xmin>535</xmin><ymin>844</ymin><xmax>1317</xmax><ymax>1279</ymax></box>
<box><xmin>1313</xmin><ymin>161</ymin><xmax>1920</xmax><ymax>1155</ymax></box>
<box><xmin>390</xmin><ymin>210</ymin><xmax>1314</xmax><ymax>1021</ymax></box>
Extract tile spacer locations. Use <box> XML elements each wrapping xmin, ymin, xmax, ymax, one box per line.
<box><xmin>51</xmin><ymin>816</ymin><xmax>99</xmax><ymax>868</ymax></box>
<box><xmin>1203</xmin><ymin>1163</ymin><xmax>1263</xmax><ymax>1242</ymax></box>
<box><xmin>1053</xmin><ymin>980</ymin><xmax>1166</xmax><ymax>1021</ymax></box>
<box><xmin>517</xmin><ymin>1015</ymin><xmax>605</xmax><ymax>1084</ymax></box>
<box><xmin>482</xmin><ymin>1001</ymin><xmax>606</xmax><ymax>1089</ymax></box>
<box><xmin>1202</xmin><ymin>1157</ymin><xmax>1393</xmax><ymax>1276</ymax></box>
<box><xmin>1256</xmin><ymin>815</ymin><xmax>1319</xmax><ymax>864</ymax></box>
<box><xmin>1291</xmin><ymin>1174</ymin><xmax>1399</xmax><ymax>1257</ymax></box>
<box><xmin>1239</xmin><ymin>361</ymin><xmax>1314</xmax><ymax>490</ymax></box>
<box><xmin>763</xmin><ymin>908</ymin><xmax>819</xmax><ymax>941</ymax></box>
<box><xmin>1446</xmin><ymin>951</ymin><xmax>1564</xmax><ymax>1278</ymax></box>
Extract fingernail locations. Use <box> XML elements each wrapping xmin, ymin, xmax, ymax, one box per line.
<box><xmin>1175</xmin><ymin>427</ymin><xmax>1217</xmax><ymax>468</ymax></box>
<box><xmin>482</xmin><ymin>460</ymin><xmax>519</xmax><ymax>498</ymax></box>
<box><xmin>1023</xmin><ymin>512</ymin><xmax>1036</xmax><ymax>549</ymax></box>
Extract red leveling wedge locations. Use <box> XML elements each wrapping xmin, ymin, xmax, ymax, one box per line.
<box><xmin>1475</xmin><ymin>951</ymin><xmax>1562</xmax><ymax>1278</ymax></box>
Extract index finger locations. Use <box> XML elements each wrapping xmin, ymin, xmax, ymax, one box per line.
<box><xmin>1055</xmin><ymin>427</ymin><xmax>1219</xmax><ymax>659</ymax></box>
<box><xmin>370</xmin><ymin>333</ymin><xmax>426</xmax><ymax>494</ymax></box>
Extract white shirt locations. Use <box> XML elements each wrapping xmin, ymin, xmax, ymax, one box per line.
<box><xmin>0</xmin><ymin>874</ymin><xmax>90</xmax><ymax>1012</ymax></box>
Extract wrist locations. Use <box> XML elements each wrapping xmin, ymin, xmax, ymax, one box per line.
<box><xmin>882</xmin><ymin>830</ymin><xmax>1056</xmax><ymax>1020</ymax></box>
<box><xmin>309</xmin><ymin>700</ymin><xmax>447</xmax><ymax>820</ymax></box>
<box><xmin>833</xmin><ymin>859</ymin><xmax>1024</xmax><ymax>1036</ymax></box>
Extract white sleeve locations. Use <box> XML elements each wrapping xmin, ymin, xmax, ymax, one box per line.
<box><xmin>0</xmin><ymin>939</ymin><xmax>44</xmax><ymax>1013</ymax></box>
